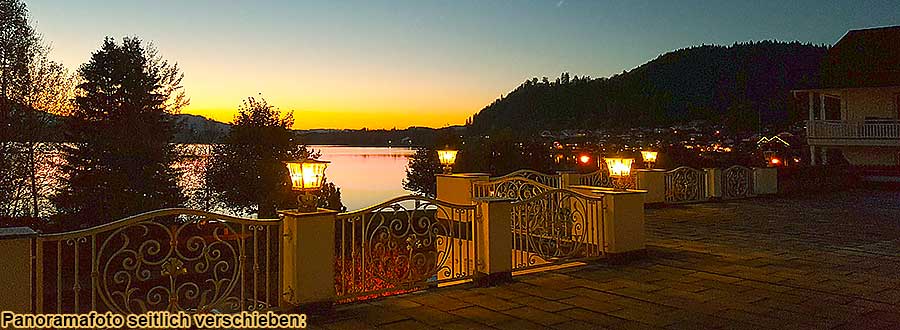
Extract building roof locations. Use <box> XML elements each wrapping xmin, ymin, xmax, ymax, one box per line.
<box><xmin>820</xmin><ymin>25</ymin><xmax>900</xmax><ymax>89</ymax></box>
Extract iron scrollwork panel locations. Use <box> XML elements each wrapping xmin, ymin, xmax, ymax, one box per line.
<box><xmin>35</xmin><ymin>209</ymin><xmax>281</xmax><ymax>314</ymax></box>
<box><xmin>722</xmin><ymin>166</ymin><xmax>753</xmax><ymax>199</ymax></box>
<box><xmin>335</xmin><ymin>196</ymin><xmax>477</xmax><ymax>300</ymax></box>
<box><xmin>511</xmin><ymin>189</ymin><xmax>604</xmax><ymax>270</ymax></box>
<box><xmin>664</xmin><ymin>167</ymin><xmax>706</xmax><ymax>203</ymax></box>
<box><xmin>473</xmin><ymin>177</ymin><xmax>553</xmax><ymax>202</ymax></box>
<box><xmin>493</xmin><ymin>169</ymin><xmax>561</xmax><ymax>188</ymax></box>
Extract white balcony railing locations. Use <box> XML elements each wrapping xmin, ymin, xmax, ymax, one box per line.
<box><xmin>808</xmin><ymin>120</ymin><xmax>900</xmax><ymax>140</ymax></box>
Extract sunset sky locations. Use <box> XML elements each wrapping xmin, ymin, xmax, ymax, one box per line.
<box><xmin>27</xmin><ymin>0</ymin><xmax>899</xmax><ymax>129</ymax></box>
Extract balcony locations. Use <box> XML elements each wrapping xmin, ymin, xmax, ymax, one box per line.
<box><xmin>808</xmin><ymin>119</ymin><xmax>900</xmax><ymax>146</ymax></box>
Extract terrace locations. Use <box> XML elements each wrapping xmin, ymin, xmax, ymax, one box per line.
<box><xmin>1</xmin><ymin>162</ymin><xmax>895</xmax><ymax>329</ymax></box>
<box><xmin>311</xmin><ymin>188</ymin><xmax>900</xmax><ymax>329</ymax></box>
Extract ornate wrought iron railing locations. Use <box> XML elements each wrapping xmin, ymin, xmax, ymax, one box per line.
<box><xmin>568</xmin><ymin>169</ymin><xmax>636</xmax><ymax>190</ymax></box>
<box><xmin>510</xmin><ymin>189</ymin><xmax>606</xmax><ymax>271</ymax></box>
<box><xmin>334</xmin><ymin>195</ymin><xmax>478</xmax><ymax>300</ymax></box>
<box><xmin>490</xmin><ymin>169</ymin><xmax>561</xmax><ymax>188</ymax></box>
<box><xmin>664</xmin><ymin>166</ymin><xmax>708</xmax><ymax>204</ymax></box>
<box><xmin>472</xmin><ymin>177</ymin><xmax>554</xmax><ymax>201</ymax></box>
<box><xmin>722</xmin><ymin>165</ymin><xmax>754</xmax><ymax>199</ymax></box>
<box><xmin>34</xmin><ymin>208</ymin><xmax>282</xmax><ymax>314</ymax></box>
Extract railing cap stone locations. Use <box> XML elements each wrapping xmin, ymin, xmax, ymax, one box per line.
<box><xmin>0</xmin><ymin>227</ymin><xmax>38</xmax><ymax>240</ymax></box>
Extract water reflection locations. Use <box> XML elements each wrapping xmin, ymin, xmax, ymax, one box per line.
<box><xmin>1</xmin><ymin>144</ymin><xmax>415</xmax><ymax>219</ymax></box>
<box><xmin>312</xmin><ymin>146</ymin><xmax>416</xmax><ymax>210</ymax></box>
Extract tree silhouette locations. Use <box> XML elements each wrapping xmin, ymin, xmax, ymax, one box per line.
<box><xmin>205</xmin><ymin>97</ymin><xmax>343</xmax><ymax>217</ymax></box>
<box><xmin>53</xmin><ymin>37</ymin><xmax>186</xmax><ymax>226</ymax></box>
<box><xmin>469</xmin><ymin>42</ymin><xmax>827</xmax><ymax>135</ymax></box>
<box><xmin>403</xmin><ymin>148</ymin><xmax>441</xmax><ymax>197</ymax></box>
<box><xmin>1</xmin><ymin>0</ymin><xmax>74</xmax><ymax>221</ymax></box>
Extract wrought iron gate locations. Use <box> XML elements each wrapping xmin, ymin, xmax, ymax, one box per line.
<box><xmin>472</xmin><ymin>177</ymin><xmax>554</xmax><ymax>201</ymax></box>
<box><xmin>664</xmin><ymin>166</ymin><xmax>708</xmax><ymax>203</ymax></box>
<box><xmin>490</xmin><ymin>169</ymin><xmax>561</xmax><ymax>188</ymax></box>
<box><xmin>34</xmin><ymin>209</ymin><xmax>282</xmax><ymax>314</ymax></box>
<box><xmin>334</xmin><ymin>196</ymin><xmax>478</xmax><ymax>300</ymax></box>
<box><xmin>510</xmin><ymin>189</ymin><xmax>605</xmax><ymax>270</ymax></box>
<box><xmin>722</xmin><ymin>165</ymin><xmax>754</xmax><ymax>199</ymax></box>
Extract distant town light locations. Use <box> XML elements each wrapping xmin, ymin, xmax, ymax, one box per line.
<box><xmin>437</xmin><ymin>149</ymin><xmax>458</xmax><ymax>174</ymax></box>
<box><xmin>770</xmin><ymin>158</ymin><xmax>781</xmax><ymax>165</ymax></box>
<box><xmin>579</xmin><ymin>154</ymin><xmax>591</xmax><ymax>164</ymax></box>
<box><xmin>605</xmin><ymin>158</ymin><xmax>634</xmax><ymax>178</ymax></box>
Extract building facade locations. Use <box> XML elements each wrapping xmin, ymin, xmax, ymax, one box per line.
<box><xmin>795</xmin><ymin>26</ymin><xmax>900</xmax><ymax>167</ymax></box>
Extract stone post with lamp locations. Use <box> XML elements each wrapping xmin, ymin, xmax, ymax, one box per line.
<box><xmin>279</xmin><ymin>158</ymin><xmax>339</xmax><ymax>312</ymax></box>
<box><xmin>604</xmin><ymin>157</ymin><xmax>636</xmax><ymax>190</ymax></box>
<box><xmin>571</xmin><ymin>157</ymin><xmax>647</xmax><ymax>260</ymax></box>
<box><xmin>635</xmin><ymin>149</ymin><xmax>665</xmax><ymax>204</ymax></box>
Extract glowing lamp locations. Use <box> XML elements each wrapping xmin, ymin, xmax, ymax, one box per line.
<box><xmin>284</xmin><ymin>159</ymin><xmax>330</xmax><ymax>212</ymax></box>
<box><xmin>640</xmin><ymin>150</ymin><xmax>658</xmax><ymax>169</ymax></box>
<box><xmin>770</xmin><ymin>158</ymin><xmax>781</xmax><ymax>166</ymax></box>
<box><xmin>579</xmin><ymin>155</ymin><xmax>591</xmax><ymax>164</ymax></box>
<box><xmin>604</xmin><ymin>158</ymin><xmax>634</xmax><ymax>178</ymax></box>
<box><xmin>437</xmin><ymin>149</ymin><xmax>458</xmax><ymax>174</ymax></box>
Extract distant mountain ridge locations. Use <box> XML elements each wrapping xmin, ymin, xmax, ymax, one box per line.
<box><xmin>468</xmin><ymin>41</ymin><xmax>828</xmax><ymax>135</ymax></box>
<box><xmin>172</xmin><ymin>113</ymin><xmax>230</xmax><ymax>143</ymax></box>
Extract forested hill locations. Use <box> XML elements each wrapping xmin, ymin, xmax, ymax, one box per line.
<box><xmin>468</xmin><ymin>41</ymin><xmax>828</xmax><ymax>135</ymax></box>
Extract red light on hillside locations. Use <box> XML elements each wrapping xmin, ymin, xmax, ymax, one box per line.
<box><xmin>579</xmin><ymin>155</ymin><xmax>591</xmax><ymax>164</ymax></box>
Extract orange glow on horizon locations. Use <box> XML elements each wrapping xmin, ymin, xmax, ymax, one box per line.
<box><xmin>184</xmin><ymin>106</ymin><xmax>469</xmax><ymax>130</ymax></box>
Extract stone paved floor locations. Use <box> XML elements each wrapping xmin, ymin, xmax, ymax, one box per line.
<box><xmin>310</xmin><ymin>189</ymin><xmax>900</xmax><ymax>329</ymax></box>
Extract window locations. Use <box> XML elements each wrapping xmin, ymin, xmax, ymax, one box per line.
<box><xmin>824</xmin><ymin>95</ymin><xmax>841</xmax><ymax>121</ymax></box>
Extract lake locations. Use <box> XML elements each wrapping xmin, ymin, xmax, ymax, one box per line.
<box><xmin>311</xmin><ymin>146</ymin><xmax>416</xmax><ymax>210</ymax></box>
<box><xmin>1</xmin><ymin>144</ymin><xmax>416</xmax><ymax>219</ymax></box>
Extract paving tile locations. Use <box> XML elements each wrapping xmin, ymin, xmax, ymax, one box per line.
<box><xmin>407</xmin><ymin>294</ymin><xmax>472</xmax><ymax>311</ymax></box>
<box><xmin>551</xmin><ymin>319</ymin><xmax>608</xmax><ymax>330</ymax></box>
<box><xmin>464</xmin><ymin>293</ymin><xmax>523</xmax><ymax>311</ymax></box>
<box><xmin>515</xmin><ymin>295</ymin><xmax>575</xmax><ymax>312</ymax></box>
<box><xmin>560</xmin><ymin>296</ymin><xmax>626</xmax><ymax>313</ymax></box>
<box><xmin>376</xmin><ymin>319</ymin><xmax>431</xmax><ymax>330</ymax></box>
<box><xmin>395</xmin><ymin>305</ymin><xmax>460</xmax><ymax>325</ymax></box>
<box><xmin>492</xmin><ymin>318</ymin><xmax>550</xmax><ymax>330</ymax></box>
<box><xmin>501</xmin><ymin>306</ymin><xmax>571</xmax><ymax>326</ymax></box>
<box><xmin>449</xmin><ymin>306</ymin><xmax>516</xmax><ymax>326</ymax></box>
<box><xmin>438</xmin><ymin>319</ymin><xmax>494</xmax><ymax>330</ymax></box>
<box><xmin>558</xmin><ymin>307</ymin><xmax>626</xmax><ymax>326</ymax></box>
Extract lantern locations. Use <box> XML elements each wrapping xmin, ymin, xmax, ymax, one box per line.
<box><xmin>284</xmin><ymin>159</ymin><xmax>330</xmax><ymax>212</ymax></box>
<box><xmin>640</xmin><ymin>150</ymin><xmax>658</xmax><ymax>169</ymax></box>
<box><xmin>604</xmin><ymin>158</ymin><xmax>634</xmax><ymax>178</ymax></box>
<box><xmin>437</xmin><ymin>149</ymin><xmax>458</xmax><ymax>174</ymax></box>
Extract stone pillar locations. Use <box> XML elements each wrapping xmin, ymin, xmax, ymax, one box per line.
<box><xmin>808</xmin><ymin>92</ymin><xmax>814</xmax><ymax>121</ymax></box>
<box><xmin>557</xmin><ymin>170</ymin><xmax>577</xmax><ymax>189</ymax></box>
<box><xmin>436</xmin><ymin>173</ymin><xmax>490</xmax><ymax>205</ymax></box>
<box><xmin>810</xmin><ymin>145</ymin><xmax>817</xmax><ymax>166</ymax></box>
<box><xmin>635</xmin><ymin>169</ymin><xmax>666</xmax><ymax>204</ymax></box>
<box><xmin>0</xmin><ymin>227</ymin><xmax>36</xmax><ymax>313</ymax></box>
<box><xmin>473</xmin><ymin>197</ymin><xmax>514</xmax><ymax>286</ymax></box>
<box><xmin>704</xmin><ymin>168</ymin><xmax>723</xmax><ymax>199</ymax></box>
<box><xmin>753</xmin><ymin>167</ymin><xmax>778</xmax><ymax>195</ymax></box>
<box><xmin>569</xmin><ymin>187</ymin><xmax>647</xmax><ymax>259</ymax></box>
<box><xmin>279</xmin><ymin>209</ymin><xmax>339</xmax><ymax>312</ymax></box>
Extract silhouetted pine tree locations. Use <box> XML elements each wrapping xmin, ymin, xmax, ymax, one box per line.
<box><xmin>54</xmin><ymin>37</ymin><xmax>187</xmax><ymax>226</ymax></box>
<box><xmin>403</xmin><ymin>148</ymin><xmax>441</xmax><ymax>197</ymax></box>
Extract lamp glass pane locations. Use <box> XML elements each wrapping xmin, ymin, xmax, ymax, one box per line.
<box><xmin>605</xmin><ymin>158</ymin><xmax>634</xmax><ymax>177</ymax></box>
<box><xmin>437</xmin><ymin>150</ymin><xmax>458</xmax><ymax>166</ymax></box>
